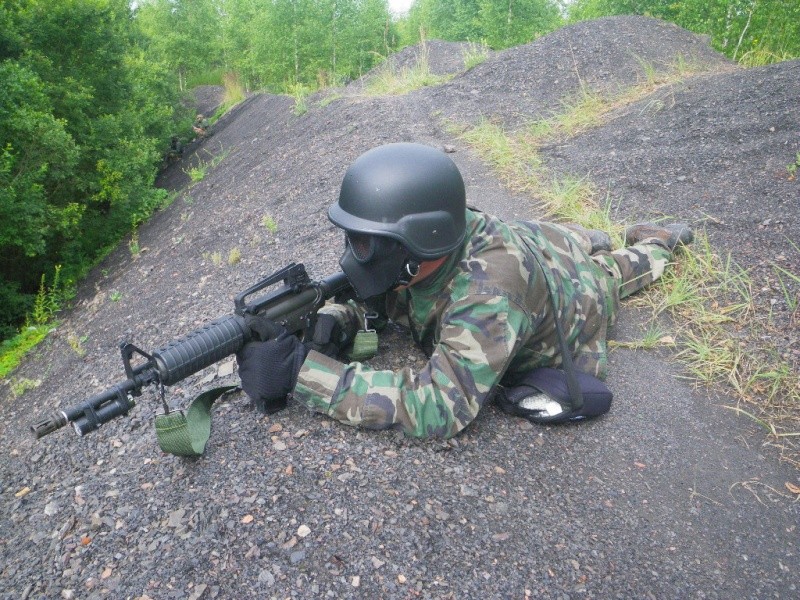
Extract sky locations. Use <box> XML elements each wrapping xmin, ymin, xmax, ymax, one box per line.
<box><xmin>388</xmin><ymin>0</ymin><xmax>414</xmax><ymax>17</ymax></box>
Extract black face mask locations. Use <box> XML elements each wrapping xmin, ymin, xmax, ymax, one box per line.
<box><xmin>339</xmin><ymin>233</ymin><xmax>418</xmax><ymax>299</ymax></box>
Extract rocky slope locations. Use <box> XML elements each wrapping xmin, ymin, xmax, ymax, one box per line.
<box><xmin>2</xmin><ymin>16</ymin><xmax>798</xmax><ymax>600</ymax></box>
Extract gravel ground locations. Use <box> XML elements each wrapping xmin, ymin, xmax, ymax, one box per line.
<box><xmin>2</xmin><ymin>16</ymin><xmax>798</xmax><ymax>600</ymax></box>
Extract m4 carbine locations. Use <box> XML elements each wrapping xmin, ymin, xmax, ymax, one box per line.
<box><xmin>30</xmin><ymin>263</ymin><xmax>352</xmax><ymax>439</ymax></box>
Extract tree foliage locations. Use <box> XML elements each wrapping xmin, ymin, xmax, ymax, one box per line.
<box><xmin>404</xmin><ymin>0</ymin><xmax>563</xmax><ymax>49</ymax></box>
<box><xmin>0</xmin><ymin>0</ymin><xmax>400</xmax><ymax>342</ymax></box>
<box><xmin>135</xmin><ymin>0</ymin><xmax>397</xmax><ymax>91</ymax></box>
<box><xmin>568</xmin><ymin>0</ymin><xmax>800</xmax><ymax>61</ymax></box>
<box><xmin>0</xmin><ymin>0</ymin><xmax>185</xmax><ymax>340</ymax></box>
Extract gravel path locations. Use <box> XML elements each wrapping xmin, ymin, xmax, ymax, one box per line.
<box><xmin>2</xmin><ymin>16</ymin><xmax>798</xmax><ymax>599</ymax></box>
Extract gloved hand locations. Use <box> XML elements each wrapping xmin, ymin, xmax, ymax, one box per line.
<box><xmin>236</xmin><ymin>330</ymin><xmax>308</xmax><ymax>414</ymax></box>
<box><xmin>306</xmin><ymin>313</ymin><xmax>346</xmax><ymax>358</ymax></box>
<box><xmin>243</xmin><ymin>313</ymin><xmax>284</xmax><ymax>342</ymax></box>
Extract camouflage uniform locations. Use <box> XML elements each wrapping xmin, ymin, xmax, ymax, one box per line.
<box><xmin>294</xmin><ymin>209</ymin><xmax>672</xmax><ymax>438</ymax></box>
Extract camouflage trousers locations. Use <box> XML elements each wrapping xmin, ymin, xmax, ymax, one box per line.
<box><xmin>513</xmin><ymin>221</ymin><xmax>673</xmax><ymax>378</ymax></box>
<box><xmin>562</xmin><ymin>224</ymin><xmax>672</xmax><ymax>322</ymax></box>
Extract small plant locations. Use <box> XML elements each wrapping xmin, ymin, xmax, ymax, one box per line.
<box><xmin>772</xmin><ymin>264</ymin><xmax>799</xmax><ymax>312</ymax></box>
<box><xmin>185</xmin><ymin>163</ymin><xmax>207</xmax><ymax>183</ymax></box>
<box><xmin>609</xmin><ymin>325</ymin><xmax>671</xmax><ymax>350</ymax></box>
<box><xmin>221</xmin><ymin>72</ymin><xmax>245</xmax><ymax>110</ymax></box>
<box><xmin>110</xmin><ymin>290</ymin><xmax>122</xmax><ymax>302</ymax></box>
<box><xmin>288</xmin><ymin>82</ymin><xmax>311</xmax><ymax>116</ymax></box>
<box><xmin>228</xmin><ymin>247</ymin><xmax>242</xmax><ymax>266</ymax></box>
<box><xmin>184</xmin><ymin>147</ymin><xmax>230</xmax><ymax>184</ymax></box>
<box><xmin>261</xmin><ymin>214</ymin><xmax>278</xmax><ymax>234</ymax></box>
<box><xmin>210</xmin><ymin>251</ymin><xmax>223</xmax><ymax>266</ymax></box>
<box><xmin>463</xmin><ymin>41</ymin><xmax>490</xmax><ymax>70</ymax></box>
<box><xmin>738</xmin><ymin>47</ymin><xmax>793</xmax><ymax>67</ymax></box>
<box><xmin>29</xmin><ymin>265</ymin><xmax>63</xmax><ymax>327</ymax></box>
<box><xmin>67</xmin><ymin>334</ymin><xmax>88</xmax><ymax>357</ymax></box>
<box><xmin>11</xmin><ymin>377</ymin><xmax>41</xmax><ymax>398</ymax></box>
<box><xmin>786</xmin><ymin>152</ymin><xmax>800</xmax><ymax>180</ymax></box>
<box><xmin>364</xmin><ymin>40</ymin><xmax>452</xmax><ymax>96</ymax></box>
<box><xmin>0</xmin><ymin>325</ymin><xmax>51</xmax><ymax>379</ymax></box>
<box><xmin>318</xmin><ymin>92</ymin><xmax>342</xmax><ymax>108</ymax></box>
<box><xmin>160</xmin><ymin>191</ymin><xmax>179</xmax><ymax>212</ymax></box>
<box><xmin>458</xmin><ymin>118</ymin><xmax>600</xmax><ymax>220</ymax></box>
<box><xmin>632</xmin><ymin>54</ymin><xmax>659</xmax><ymax>86</ymax></box>
<box><xmin>129</xmin><ymin>230</ymin><xmax>140</xmax><ymax>257</ymax></box>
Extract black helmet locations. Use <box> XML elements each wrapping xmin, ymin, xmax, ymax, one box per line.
<box><xmin>330</xmin><ymin>143</ymin><xmax>466</xmax><ymax>258</ymax></box>
<box><xmin>330</xmin><ymin>143</ymin><xmax>467</xmax><ymax>298</ymax></box>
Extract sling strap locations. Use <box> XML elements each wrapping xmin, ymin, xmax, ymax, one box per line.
<box><xmin>155</xmin><ymin>385</ymin><xmax>239</xmax><ymax>456</ymax></box>
<box><xmin>518</xmin><ymin>226</ymin><xmax>584</xmax><ymax>412</ymax></box>
<box><xmin>545</xmin><ymin>287</ymin><xmax>584</xmax><ymax>412</ymax></box>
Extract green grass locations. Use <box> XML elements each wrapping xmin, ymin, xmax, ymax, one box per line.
<box><xmin>787</xmin><ymin>152</ymin><xmax>800</xmax><ymax>179</ymax></box>
<box><xmin>184</xmin><ymin>147</ymin><xmax>230</xmax><ymax>183</ymax></box>
<box><xmin>462</xmin><ymin>42</ymin><xmax>490</xmax><ymax>70</ymax></box>
<box><xmin>772</xmin><ymin>263</ymin><xmax>799</xmax><ymax>314</ymax></box>
<box><xmin>222</xmin><ymin>72</ymin><xmax>245</xmax><ymax>108</ymax></box>
<box><xmin>738</xmin><ymin>47</ymin><xmax>796</xmax><ymax>67</ymax></box>
<box><xmin>261</xmin><ymin>214</ymin><xmax>278</xmax><ymax>234</ymax></box>
<box><xmin>362</xmin><ymin>42</ymin><xmax>452</xmax><ymax>96</ymax></box>
<box><xmin>456</xmin><ymin>118</ymin><xmax>611</xmax><ymax>229</ymax></box>
<box><xmin>287</xmin><ymin>82</ymin><xmax>311</xmax><ymax>116</ymax></box>
<box><xmin>0</xmin><ymin>265</ymin><xmax>69</xmax><ymax>380</ymax></box>
<box><xmin>228</xmin><ymin>247</ymin><xmax>242</xmax><ymax>266</ymax></box>
<box><xmin>185</xmin><ymin>68</ymin><xmax>226</xmax><ymax>88</ymax></box>
<box><xmin>608</xmin><ymin>324</ymin><xmax>671</xmax><ymax>350</ymax></box>
<box><xmin>0</xmin><ymin>325</ymin><xmax>52</xmax><ymax>380</ymax></box>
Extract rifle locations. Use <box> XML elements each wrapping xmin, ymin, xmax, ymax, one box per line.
<box><xmin>30</xmin><ymin>263</ymin><xmax>352</xmax><ymax>439</ymax></box>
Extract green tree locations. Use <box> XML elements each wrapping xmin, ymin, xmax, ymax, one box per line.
<box><xmin>408</xmin><ymin>0</ymin><xmax>482</xmax><ymax>41</ymax></box>
<box><xmin>568</xmin><ymin>0</ymin><xmax>800</xmax><ymax>61</ymax></box>
<box><xmin>136</xmin><ymin>0</ymin><xmax>227</xmax><ymax>89</ymax></box>
<box><xmin>0</xmin><ymin>0</ymin><xmax>184</xmax><ymax>340</ymax></box>
<box><xmin>237</xmin><ymin>0</ymin><xmax>394</xmax><ymax>90</ymax></box>
<box><xmin>220</xmin><ymin>0</ymin><xmax>263</xmax><ymax>89</ymax></box>
<box><xmin>478</xmin><ymin>0</ymin><xmax>562</xmax><ymax>48</ymax></box>
<box><xmin>406</xmin><ymin>0</ymin><xmax>562</xmax><ymax>48</ymax></box>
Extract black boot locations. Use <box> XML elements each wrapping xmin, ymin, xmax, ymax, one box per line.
<box><xmin>563</xmin><ymin>224</ymin><xmax>613</xmax><ymax>254</ymax></box>
<box><xmin>624</xmin><ymin>222</ymin><xmax>694</xmax><ymax>251</ymax></box>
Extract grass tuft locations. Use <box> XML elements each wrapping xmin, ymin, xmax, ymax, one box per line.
<box><xmin>363</xmin><ymin>41</ymin><xmax>452</xmax><ymax>96</ymax></box>
<box><xmin>463</xmin><ymin>42</ymin><xmax>490</xmax><ymax>70</ymax></box>
<box><xmin>184</xmin><ymin>147</ymin><xmax>230</xmax><ymax>183</ymax></box>
<box><xmin>0</xmin><ymin>325</ymin><xmax>51</xmax><ymax>380</ymax></box>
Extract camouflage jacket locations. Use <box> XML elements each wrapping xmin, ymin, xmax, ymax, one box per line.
<box><xmin>294</xmin><ymin>209</ymin><xmax>617</xmax><ymax>438</ymax></box>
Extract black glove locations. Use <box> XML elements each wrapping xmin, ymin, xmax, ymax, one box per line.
<box><xmin>243</xmin><ymin>313</ymin><xmax>284</xmax><ymax>342</ymax></box>
<box><xmin>306</xmin><ymin>313</ymin><xmax>345</xmax><ymax>358</ymax></box>
<box><xmin>236</xmin><ymin>331</ymin><xmax>308</xmax><ymax>414</ymax></box>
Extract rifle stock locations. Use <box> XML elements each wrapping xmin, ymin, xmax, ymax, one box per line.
<box><xmin>31</xmin><ymin>264</ymin><xmax>352</xmax><ymax>439</ymax></box>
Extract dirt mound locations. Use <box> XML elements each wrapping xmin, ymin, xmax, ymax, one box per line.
<box><xmin>426</xmin><ymin>15</ymin><xmax>734</xmax><ymax>125</ymax></box>
<box><xmin>2</xmin><ymin>15</ymin><xmax>798</xmax><ymax>600</ymax></box>
<box><xmin>541</xmin><ymin>59</ymin><xmax>800</xmax><ymax>360</ymax></box>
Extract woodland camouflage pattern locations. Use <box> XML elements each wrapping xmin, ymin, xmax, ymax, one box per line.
<box><xmin>294</xmin><ymin>210</ymin><xmax>672</xmax><ymax>438</ymax></box>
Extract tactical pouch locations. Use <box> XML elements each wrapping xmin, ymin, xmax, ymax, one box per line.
<box><xmin>496</xmin><ymin>368</ymin><xmax>612</xmax><ymax>424</ymax></box>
